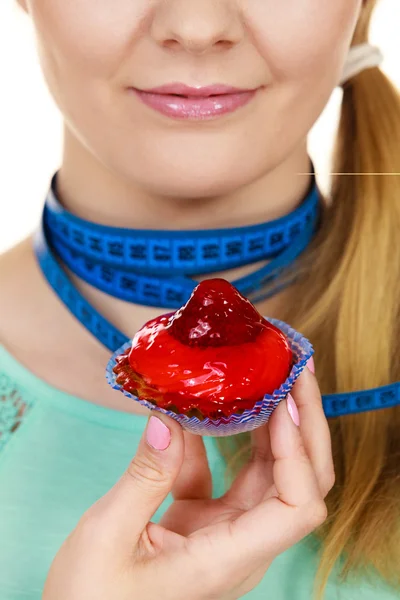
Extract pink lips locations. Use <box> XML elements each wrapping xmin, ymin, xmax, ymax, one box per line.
<box><xmin>129</xmin><ymin>83</ymin><xmax>258</xmax><ymax>120</ymax></box>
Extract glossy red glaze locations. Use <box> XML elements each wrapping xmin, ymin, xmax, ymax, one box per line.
<box><xmin>113</xmin><ymin>279</ymin><xmax>293</xmax><ymax>419</ymax></box>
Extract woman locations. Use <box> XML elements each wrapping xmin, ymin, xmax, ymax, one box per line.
<box><xmin>0</xmin><ymin>0</ymin><xmax>399</xmax><ymax>598</ymax></box>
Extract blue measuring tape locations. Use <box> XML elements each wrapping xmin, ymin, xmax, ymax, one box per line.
<box><xmin>44</xmin><ymin>217</ymin><xmax>318</xmax><ymax>309</ymax></box>
<box><xmin>45</xmin><ymin>170</ymin><xmax>320</xmax><ymax>276</ymax></box>
<box><xmin>42</xmin><ymin>173</ymin><xmax>320</xmax><ymax>308</ymax></box>
<box><xmin>33</xmin><ymin>170</ymin><xmax>400</xmax><ymax>419</ymax></box>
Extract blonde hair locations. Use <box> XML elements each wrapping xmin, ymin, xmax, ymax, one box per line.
<box><xmin>218</xmin><ymin>1</ymin><xmax>400</xmax><ymax>597</ymax></box>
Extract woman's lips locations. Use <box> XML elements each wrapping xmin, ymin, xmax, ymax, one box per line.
<box><xmin>128</xmin><ymin>84</ymin><xmax>259</xmax><ymax>120</ymax></box>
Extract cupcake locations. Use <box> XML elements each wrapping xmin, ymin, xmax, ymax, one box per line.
<box><xmin>106</xmin><ymin>278</ymin><xmax>313</xmax><ymax>436</ymax></box>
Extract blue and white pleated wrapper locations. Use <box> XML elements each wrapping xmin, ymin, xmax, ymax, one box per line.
<box><xmin>105</xmin><ymin>317</ymin><xmax>314</xmax><ymax>437</ymax></box>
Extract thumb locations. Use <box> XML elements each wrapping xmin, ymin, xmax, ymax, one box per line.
<box><xmin>93</xmin><ymin>414</ymin><xmax>185</xmax><ymax>548</ymax></box>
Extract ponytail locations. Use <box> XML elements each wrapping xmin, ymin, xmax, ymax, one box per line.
<box><xmin>312</xmin><ymin>52</ymin><xmax>400</xmax><ymax>599</ymax></box>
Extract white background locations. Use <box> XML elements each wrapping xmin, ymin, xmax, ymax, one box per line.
<box><xmin>0</xmin><ymin>0</ymin><xmax>399</xmax><ymax>254</ymax></box>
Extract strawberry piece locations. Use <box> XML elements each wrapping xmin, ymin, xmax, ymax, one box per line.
<box><xmin>114</xmin><ymin>279</ymin><xmax>293</xmax><ymax>419</ymax></box>
<box><xmin>169</xmin><ymin>278</ymin><xmax>264</xmax><ymax>347</ymax></box>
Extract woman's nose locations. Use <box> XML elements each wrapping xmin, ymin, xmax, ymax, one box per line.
<box><xmin>150</xmin><ymin>0</ymin><xmax>244</xmax><ymax>55</ymax></box>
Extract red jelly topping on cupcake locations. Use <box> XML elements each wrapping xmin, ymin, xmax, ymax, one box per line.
<box><xmin>113</xmin><ymin>279</ymin><xmax>293</xmax><ymax>420</ymax></box>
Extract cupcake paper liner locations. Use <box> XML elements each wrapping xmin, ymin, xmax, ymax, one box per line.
<box><xmin>105</xmin><ymin>318</ymin><xmax>314</xmax><ymax>437</ymax></box>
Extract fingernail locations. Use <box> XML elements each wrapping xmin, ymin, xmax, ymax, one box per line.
<box><xmin>287</xmin><ymin>394</ymin><xmax>300</xmax><ymax>427</ymax></box>
<box><xmin>307</xmin><ymin>356</ymin><xmax>315</xmax><ymax>374</ymax></box>
<box><xmin>146</xmin><ymin>416</ymin><xmax>171</xmax><ymax>451</ymax></box>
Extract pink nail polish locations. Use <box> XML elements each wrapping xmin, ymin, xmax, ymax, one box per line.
<box><xmin>146</xmin><ymin>416</ymin><xmax>171</xmax><ymax>451</ymax></box>
<box><xmin>287</xmin><ymin>394</ymin><xmax>300</xmax><ymax>427</ymax></box>
<box><xmin>307</xmin><ymin>356</ymin><xmax>315</xmax><ymax>374</ymax></box>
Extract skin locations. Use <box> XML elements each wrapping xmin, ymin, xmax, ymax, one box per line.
<box><xmin>3</xmin><ymin>0</ymin><xmax>362</xmax><ymax>596</ymax></box>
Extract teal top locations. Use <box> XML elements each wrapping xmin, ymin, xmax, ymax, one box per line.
<box><xmin>0</xmin><ymin>344</ymin><xmax>396</xmax><ymax>600</ymax></box>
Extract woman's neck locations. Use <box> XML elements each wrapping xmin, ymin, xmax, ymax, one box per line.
<box><xmin>56</xmin><ymin>127</ymin><xmax>313</xmax><ymax>337</ymax></box>
<box><xmin>57</xmin><ymin>126</ymin><xmax>312</xmax><ymax>231</ymax></box>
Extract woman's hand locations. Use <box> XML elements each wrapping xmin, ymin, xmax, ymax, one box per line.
<box><xmin>43</xmin><ymin>367</ymin><xmax>334</xmax><ymax>600</ymax></box>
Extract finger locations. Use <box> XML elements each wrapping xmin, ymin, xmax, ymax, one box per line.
<box><xmin>198</xmin><ymin>400</ymin><xmax>327</xmax><ymax>565</ymax></box>
<box><xmin>291</xmin><ymin>367</ymin><xmax>335</xmax><ymax>497</ymax></box>
<box><xmin>90</xmin><ymin>414</ymin><xmax>185</xmax><ymax>548</ymax></box>
<box><xmin>267</xmin><ymin>397</ymin><xmax>323</xmax><ymax>507</ymax></box>
<box><xmin>172</xmin><ymin>432</ymin><xmax>212</xmax><ymax>500</ymax></box>
<box><xmin>160</xmin><ymin>498</ymin><xmax>221</xmax><ymax>536</ymax></box>
<box><xmin>146</xmin><ymin>522</ymin><xmax>187</xmax><ymax>554</ymax></box>
<box><xmin>222</xmin><ymin>423</ymin><xmax>274</xmax><ymax>509</ymax></box>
